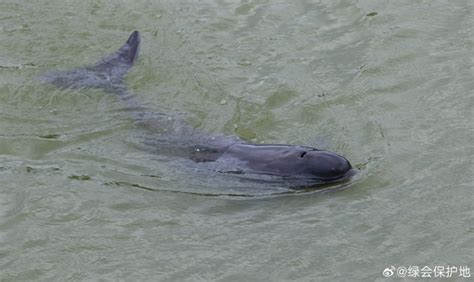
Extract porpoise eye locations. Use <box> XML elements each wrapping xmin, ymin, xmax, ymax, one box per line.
<box><xmin>299</xmin><ymin>152</ymin><xmax>307</xmax><ymax>158</ymax></box>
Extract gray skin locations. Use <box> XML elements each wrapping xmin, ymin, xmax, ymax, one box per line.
<box><xmin>42</xmin><ymin>31</ymin><xmax>356</xmax><ymax>187</ymax></box>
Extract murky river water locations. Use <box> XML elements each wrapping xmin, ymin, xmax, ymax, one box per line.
<box><xmin>1</xmin><ymin>0</ymin><xmax>473</xmax><ymax>281</ymax></box>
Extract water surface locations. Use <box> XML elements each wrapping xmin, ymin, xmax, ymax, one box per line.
<box><xmin>0</xmin><ymin>0</ymin><xmax>472</xmax><ymax>280</ymax></box>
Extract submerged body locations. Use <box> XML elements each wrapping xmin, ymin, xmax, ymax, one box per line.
<box><xmin>42</xmin><ymin>31</ymin><xmax>356</xmax><ymax>187</ymax></box>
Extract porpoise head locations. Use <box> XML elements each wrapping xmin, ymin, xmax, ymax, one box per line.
<box><xmin>295</xmin><ymin>148</ymin><xmax>355</xmax><ymax>181</ymax></box>
<box><xmin>224</xmin><ymin>144</ymin><xmax>356</xmax><ymax>185</ymax></box>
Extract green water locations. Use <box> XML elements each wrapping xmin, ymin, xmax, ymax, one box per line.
<box><xmin>1</xmin><ymin>0</ymin><xmax>472</xmax><ymax>281</ymax></box>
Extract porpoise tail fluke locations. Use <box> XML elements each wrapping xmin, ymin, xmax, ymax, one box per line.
<box><xmin>40</xmin><ymin>31</ymin><xmax>140</xmax><ymax>91</ymax></box>
<box><xmin>94</xmin><ymin>30</ymin><xmax>140</xmax><ymax>84</ymax></box>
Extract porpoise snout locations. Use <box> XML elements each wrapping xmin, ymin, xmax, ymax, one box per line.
<box><xmin>303</xmin><ymin>150</ymin><xmax>354</xmax><ymax>180</ymax></box>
